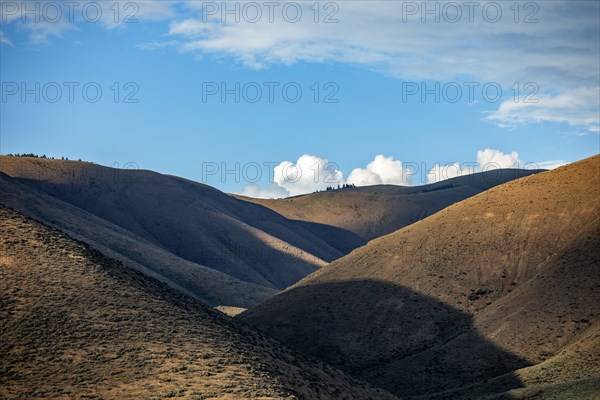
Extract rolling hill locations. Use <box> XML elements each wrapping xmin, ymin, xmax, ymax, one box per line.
<box><xmin>0</xmin><ymin>205</ymin><xmax>399</xmax><ymax>400</ymax></box>
<box><xmin>0</xmin><ymin>172</ymin><xmax>276</xmax><ymax>308</ymax></box>
<box><xmin>0</xmin><ymin>156</ymin><xmax>542</xmax><ymax>308</ymax></box>
<box><xmin>235</xmin><ymin>168</ymin><xmax>543</xmax><ymax>246</ymax></box>
<box><xmin>0</xmin><ymin>156</ymin><xmax>345</xmax><ymax>292</ymax></box>
<box><xmin>0</xmin><ymin>156</ymin><xmax>365</xmax><ymax>308</ymax></box>
<box><xmin>241</xmin><ymin>155</ymin><xmax>600</xmax><ymax>398</ymax></box>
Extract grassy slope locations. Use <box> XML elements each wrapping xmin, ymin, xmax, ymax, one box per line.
<box><xmin>235</xmin><ymin>168</ymin><xmax>543</xmax><ymax>245</ymax></box>
<box><xmin>242</xmin><ymin>155</ymin><xmax>600</xmax><ymax>398</ymax></box>
<box><xmin>0</xmin><ymin>172</ymin><xmax>276</xmax><ymax>308</ymax></box>
<box><xmin>0</xmin><ymin>205</ymin><xmax>398</xmax><ymax>400</ymax></box>
<box><xmin>0</xmin><ymin>156</ymin><xmax>343</xmax><ymax>290</ymax></box>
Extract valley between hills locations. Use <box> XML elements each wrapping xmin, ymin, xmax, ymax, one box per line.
<box><xmin>1</xmin><ymin>154</ymin><xmax>598</xmax><ymax>399</ymax></box>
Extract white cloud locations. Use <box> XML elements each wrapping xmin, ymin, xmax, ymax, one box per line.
<box><xmin>427</xmin><ymin>149</ymin><xmax>567</xmax><ymax>183</ymax></box>
<box><xmin>237</xmin><ymin>150</ymin><xmax>569</xmax><ymax>197</ymax></box>
<box><xmin>237</xmin><ymin>154</ymin><xmax>343</xmax><ymax>198</ymax></box>
<box><xmin>169</xmin><ymin>19</ymin><xmax>210</xmax><ymax>37</ymax></box>
<box><xmin>0</xmin><ymin>30</ymin><xmax>13</xmax><ymax>46</ymax></box>
<box><xmin>345</xmin><ymin>168</ymin><xmax>382</xmax><ymax>187</ymax></box>
<box><xmin>428</xmin><ymin>149</ymin><xmax>521</xmax><ymax>183</ymax></box>
<box><xmin>136</xmin><ymin>40</ymin><xmax>178</xmax><ymax>51</ymax></box>
<box><xmin>533</xmin><ymin>160</ymin><xmax>567</xmax><ymax>170</ymax></box>
<box><xmin>166</xmin><ymin>2</ymin><xmax>598</xmax><ymax>85</ymax></box>
<box><xmin>238</xmin><ymin>183</ymin><xmax>289</xmax><ymax>199</ymax></box>
<box><xmin>476</xmin><ymin>149</ymin><xmax>523</xmax><ymax>170</ymax></box>
<box><xmin>273</xmin><ymin>154</ymin><xmax>343</xmax><ymax>196</ymax></box>
<box><xmin>485</xmin><ymin>87</ymin><xmax>600</xmax><ymax>133</ymax></box>
<box><xmin>3</xmin><ymin>1</ymin><xmax>598</xmax><ymax>131</ymax></box>
<box><xmin>164</xmin><ymin>1</ymin><xmax>599</xmax><ymax>131</ymax></box>
<box><xmin>1</xmin><ymin>1</ymin><xmax>177</xmax><ymax>43</ymax></box>
<box><xmin>15</xmin><ymin>19</ymin><xmax>77</xmax><ymax>45</ymax></box>
<box><xmin>426</xmin><ymin>162</ymin><xmax>467</xmax><ymax>184</ymax></box>
<box><xmin>347</xmin><ymin>155</ymin><xmax>412</xmax><ymax>186</ymax></box>
<box><xmin>239</xmin><ymin>154</ymin><xmax>412</xmax><ymax>198</ymax></box>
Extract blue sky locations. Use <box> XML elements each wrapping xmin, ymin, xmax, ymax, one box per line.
<box><xmin>1</xmin><ymin>1</ymin><xmax>599</xmax><ymax>197</ymax></box>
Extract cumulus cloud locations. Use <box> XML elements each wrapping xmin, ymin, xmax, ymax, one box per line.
<box><xmin>427</xmin><ymin>149</ymin><xmax>523</xmax><ymax>183</ymax></box>
<box><xmin>238</xmin><ymin>154</ymin><xmax>343</xmax><ymax>198</ymax></box>
<box><xmin>426</xmin><ymin>162</ymin><xmax>467</xmax><ymax>184</ymax></box>
<box><xmin>426</xmin><ymin>149</ymin><xmax>567</xmax><ymax>183</ymax></box>
<box><xmin>347</xmin><ymin>155</ymin><xmax>412</xmax><ymax>186</ymax></box>
<box><xmin>273</xmin><ymin>154</ymin><xmax>343</xmax><ymax>196</ymax></box>
<box><xmin>239</xmin><ymin>154</ymin><xmax>415</xmax><ymax>198</ymax></box>
<box><xmin>239</xmin><ymin>183</ymin><xmax>289</xmax><ymax>199</ymax></box>
<box><xmin>238</xmin><ymin>150</ymin><xmax>568</xmax><ymax>197</ymax></box>
<box><xmin>476</xmin><ymin>149</ymin><xmax>522</xmax><ymax>170</ymax></box>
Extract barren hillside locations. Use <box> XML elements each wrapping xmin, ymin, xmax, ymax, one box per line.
<box><xmin>0</xmin><ymin>156</ymin><xmax>343</xmax><ymax>291</ymax></box>
<box><xmin>241</xmin><ymin>155</ymin><xmax>600</xmax><ymax>398</ymax></box>
<box><xmin>0</xmin><ymin>205</ymin><xmax>398</xmax><ymax>400</ymax></box>
<box><xmin>236</xmin><ymin>168</ymin><xmax>543</xmax><ymax>246</ymax></box>
<box><xmin>0</xmin><ymin>172</ymin><xmax>275</xmax><ymax>308</ymax></box>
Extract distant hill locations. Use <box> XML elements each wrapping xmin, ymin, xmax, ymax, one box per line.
<box><xmin>0</xmin><ymin>205</ymin><xmax>399</xmax><ymax>399</ymax></box>
<box><xmin>241</xmin><ymin>155</ymin><xmax>600</xmax><ymax>398</ymax></box>
<box><xmin>235</xmin><ymin>168</ymin><xmax>544</xmax><ymax>248</ymax></box>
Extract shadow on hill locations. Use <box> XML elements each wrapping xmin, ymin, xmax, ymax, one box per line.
<box><xmin>12</xmin><ymin>176</ymin><xmax>339</xmax><ymax>290</ymax></box>
<box><xmin>287</xmin><ymin>220</ymin><xmax>367</xmax><ymax>254</ymax></box>
<box><xmin>241</xmin><ymin>280</ymin><xmax>530</xmax><ymax>399</ymax></box>
<box><xmin>424</xmin><ymin>168</ymin><xmax>545</xmax><ymax>191</ymax></box>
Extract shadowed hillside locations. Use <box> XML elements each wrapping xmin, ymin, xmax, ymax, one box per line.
<box><xmin>235</xmin><ymin>168</ymin><xmax>543</xmax><ymax>246</ymax></box>
<box><xmin>241</xmin><ymin>155</ymin><xmax>600</xmax><ymax>398</ymax></box>
<box><xmin>0</xmin><ymin>172</ymin><xmax>276</xmax><ymax>308</ymax></box>
<box><xmin>0</xmin><ymin>205</ymin><xmax>399</xmax><ymax>400</ymax></box>
<box><xmin>0</xmin><ymin>156</ymin><xmax>344</xmax><ymax>291</ymax></box>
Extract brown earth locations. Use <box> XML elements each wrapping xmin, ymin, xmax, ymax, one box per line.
<box><xmin>0</xmin><ymin>205</ymin><xmax>398</xmax><ymax>400</ymax></box>
<box><xmin>0</xmin><ymin>171</ymin><xmax>275</xmax><ymax>308</ymax></box>
<box><xmin>0</xmin><ymin>156</ymin><xmax>540</xmax><ymax>309</ymax></box>
<box><xmin>241</xmin><ymin>155</ymin><xmax>600</xmax><ymax>398</ymax></box>
<box><xmin>235</xmin><ymin>168</ymin><xmax>543</xmax><ymax>248</ymax></box>
<box><xmin>0</xmin><ymin>156</ymin><xmax>344</xmax><ymax>292</ymax></box>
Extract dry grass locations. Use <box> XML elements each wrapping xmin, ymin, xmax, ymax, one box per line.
<box><xmin>0</xmin><ymin>205</ymin><xmax>398</xmax><ymax>400</ymax></box>
<box><xmin>0</xmin><ymin>170</ymin><xmax>275</xmax><ymax>309</ymax></box>
<box><xmin>235</xmin><ymin>168</ymin><xmax>542</xmax><ymax>243</ymax></box>
<box><xmin>242</xmin><ymin>155</ymin><xmax>600</xmax><ymax>398</ymax></box>
<box><xmin>0</xmin><ymin>155</ymin><xmax>343</xmax><ymax>294</ymax></box>
<box><xmin>215</xmin><ymin>306</ymin><xmax>248</xmax><ymax>317</ymax></box>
